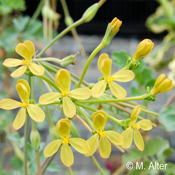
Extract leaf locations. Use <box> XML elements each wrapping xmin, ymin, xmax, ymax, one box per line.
<box><xmin>13</xmin><ymin>16</ymin><xmax>30</xmax><ymax>32</ymax></box>
<box><xmin>158</xmin><ymin>106</ymin><xmax>175</xmax><ymax>132</ymax></box>
<box><xmin>163</xmin><ymin>162</ymin><xmax>175</xmax><ymax>175</ymax></box>
<box><xmin>130</xmin><ymin>87</ymin><xmax>144</xmax><ymax>96</ymax></box>
<box><xmin>7</xmin><ymin>133</ymin><xmax>24</xmax><ymax>148</ymax></box>
<box><xmin>112</xmin><ymin>51</ymin><xmax>128</xmax><ymax>68</ymax></box>
<box><xmin>10</xmin><ymin>156</ymin><xmax>23</xmax><ymax>170</ymax></box>
<box><xmin>47</xmin><ymin>162</ymin><xmax>61</xmax><ymax>173</ymax></box>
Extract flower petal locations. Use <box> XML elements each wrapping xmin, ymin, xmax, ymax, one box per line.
<box><xmin>134</xmin><ymin>129</ymin><xmax>144</xmax><ymax>151</ymax></box>
<box><xmin>28</xmin><ymin>63</ymin><xmax>45</xmax><ymax>76</ymax></box>
<box><xmin>121</xmin><ymin>127</ymin><xmax>133</xmax><ymax>149</ymax></box>
<box><xmin>60</xmin><ymin>144</ymin><xmax>74</xmax><ymax>167</ymax></box>
<box><xmin>27</xmin><ymin>104</ymin><xmax>45</xmax><ymax>122</ymax></box>
<box><xmin>85</xmin><ymin>134</ymin><xmax>99</xmax><ymax>157</ymax></box>
<box><xmin>154</xmin><ymin>74</ymin><xmax>166</xmax><ymax>88</ymax></box>
<box><xmin>99</xmin><ymin>136</ymin><xmax>111</xmax><ymax>158</ymax></box>
<box><xmin>63</xmin><ymin>96</ymin><xmax>76</xmax><ymax>118</ymax></box>
<box><xmin>16</xmin><ymin>83</ymin><xmax>29</xmax><ymax>103</ymax></box>
<box><xmin>10</xmin><ymin>66</ymin><xmax>27</xmax><ymax>78</ymax></box>
<box><xmin>23</xmin><ymin>40</ymin><xmax>35</xmax><ymax>57</ymax></box>
<box><xmin>69</xmin><ymin>88</ymin><xmax>91</xmax><ymax>100</ymax></box>
<box><xmin>3</xmin><ymin>58</ymin><xmax>22</xmax><ymax>67</ymax></box>
<box><xmin>55</xmin><ymin>69</ymin><xmax>71</xmax><ymax>91</ymax></box>
<box><xmin>44</xmin><ymin>140</ymin><xmax>62</xmax><ymax>157</ymax></box>
<box><xmin>56</xmin><ymin>119</ymin><xmax>70</xmax><ymax>138</ymax></box>
<box><xmin>99</xmin><ymin>58</ymin><xmax>112</xmax><ymax>78</ymax></box>
<box><xmin>98</xmin><ymin>53</ymin><xmax>109</xmax><ymax>69</ymax></box>
<box><xmin>17</xmin><ymin>79</ymin><xmax>30</xmax><ymax>95</ymax></box>
<box><xmin>106</xmin><ymin>131</ymin><xmax>123</xmax><ymax>145</ymax></box>
<box><xmin>69</xmin><ymin>138</ymin><xmax>90</xmax><ymax>154</ymax></box>
<box><xmin>0</xmin><ymin>99</ymin><xmax>20</xmax><ymax>110</ymax></box>
<box><xmin>91</xmin><ymin>80</ymin><xmax>106</xmax><ymax>97</ymax></box>
<box><xmin>112</xmin><ymin>70</ymin><xmax>135</xmax><ymax>82</ymax></box>
<box><xmin>137</xmin><ymin>119</ymin><xmax>152</xmax><ymax>131</ymax></box>
<box><xmin>109</xmin><ymin>82</ymin><xmax>127</xmax><ymax>99</ymax></box>
<box><xmin>39</xmin><ymin>92</ymin><xmax>62</xmax><ymax>105</ymax></box>
<box><xmin>130</xmin><ymin>105</ymin><xmax>142</xmax><ymax>124</ymax></box>
<box><xmin>15</xmin><ymin>43</ymin><xmax>31</xmax><ymax>63</ymax></box>
<box><xmin>13</xmin><ymin>108</ymin><xmax>26</xmax><ymax>130</ymax></box>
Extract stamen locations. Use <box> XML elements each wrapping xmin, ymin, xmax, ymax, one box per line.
<box><xmin>22</xmin><ymin>59</ymin><xmax>30</xmax><ymax>65</ymax></box>
<box><xmin>106</xmin><ymin>77</ymin><xmax>115</xmax><ymax>83</ymax></box>
<box><xmin>19</xmin><ymin>102</ymin><xmax>28</xmax><ymax>108</ymax></box>
<box><xmin>98</xmin><ymin>130</ymin><xmax>106</xmax><ymax>137</ymax></box>
<box><xmin>62</xmin><ymin>138</ymin><xmax>69</xmax><ymax>144</ymax></box>
<box><xmin>62</xmin><ymin>91</ymin><xmax>68</xmax><ymax>96</ymax></box>
<box><xmin>131</xmin><ymin>123</ymin><xmax>140</xmax><ymax>129</ymax></box>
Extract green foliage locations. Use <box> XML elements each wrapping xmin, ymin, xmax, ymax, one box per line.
<box><xmin>13</xmin><ymin>16</ymin><xmax>30</xmax><ymax>32</ymax></box>
<box><xmin>158</xmin><ymin>106</ymin><xmax>175</xmax><ymax>132</ymax></box>
<box><xmin>47</xmin><ymin>162</ymin><xmax>61</xmax><ymax>173</ymax></box>
<box><xmin>7</xmin><ymin>133</ymin><xmax>24</xmax><ymax>148</ymax></box>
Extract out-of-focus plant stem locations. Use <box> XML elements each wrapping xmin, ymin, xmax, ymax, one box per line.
<box><xmin>67</xmin><ymin>166</ymin><xmax>74</xmax><ymax>175</ymax></box>
<box><xmin>32</xmin><ymin>0</ymin><xmax>45</xmax><ymax>20</ymax></box>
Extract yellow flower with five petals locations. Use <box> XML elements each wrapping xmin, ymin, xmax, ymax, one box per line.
<box><xmin>85</xmin><ymin>111</ymin><xmax>123</xmax><ymax>158</ymax></box>
<box><xmin>121</xmin><ymin>105</ymin><xmax>152</xmax><ymax>151</ymax></box>
<box><xmin>3</xmin><ymin>40</ymin><xmax>45</xmax><ymax>78</ymax></box>
<box><xmin>39</xmin><ymin>69</ymin><xmax>91</xmax><ymax>118</ymax></box>
<box><xmin>91</xmin><ymin>53</ymin><xmax>135</xmax><ymax>99</ymax></box>
<box><xmin>44</xmin><ymin>119</ymin><xmax>90</xmax><ymax>167</ymax></box>
<box><xmin>0</xmin><ymin>79</ymin><xmax>45</xmax><ymax>130</ymax></box>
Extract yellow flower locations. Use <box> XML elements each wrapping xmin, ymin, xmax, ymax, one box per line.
<box><xmin>0</xmin><ymin>79</ymin><xmax>45</xmax><ymax>130</ymax></box>
<box><xmin>85</xmin><ymin>111</ymin><xmax>123</xmax><ymax>158</ymax></box>
<box><xmin>3</xmin><ymin>40</ymin><xmax>45</xmax><ymax>78</ymax></box>
<box><xmin>132</xmin><ymin>39</ymin><xmax>154</xmax><ymax>62</ymax></box>
<box><xmin>44</xmin><ymin>119</ymin><xmax>89</xmax><ymax>167</ymax></box>
<box><xmin>151</xmin><ymin>74</ymin><xmax>175</xmax><ymax>96</ymax></box>
<box><xmin>121</xmin><ymin>106</ymin><xmax>152</xmax><ymax>151</ymax></box>
<box><xmin>91</xmin><ymin>54</ymin><xmax>135</xmax><ymax>99</ymax></box>
<box><xmin>39</xmin><ymin>69</ymin><xmax>91</xmax><ymax>118</ymax></box>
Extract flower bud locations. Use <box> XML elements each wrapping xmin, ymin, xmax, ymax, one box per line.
<box><xmin>65</xmin><ymin>16</ymin><xmax>74</xmax><ymax>27</ymax></box>
<box><xmin>49</xmin><ymin>126</ymin><xmax>60</xmax><ymax>140</ymax></box>
<box><xmin>30</xmin><ymin>129</ymin><xmax>41</xmax><ymax>150</ymax></box>
<box><xmin>82</xmin><ymin>3</ymin><xmax>99</xmax><ymax>23</ymax></box>
<box><xmin>61</xmin><ymin>55</ymin><xmax>75</xmax><ymax>67</ymax></box>
<box><xmin>132</xmin><ymin>39</ymin><xmax>154</xmax><ymax>62</ymax></box>
<box><xmin>101</xmin><ymin>17</ymin><xmax>122</xmax><ymax>46</ymax></box>
<box><xmin>151</xmin><ymin>74</ymin><xmax>175</xmax><ymax>95</ymax></box>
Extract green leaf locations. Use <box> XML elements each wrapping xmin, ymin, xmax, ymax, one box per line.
<box><xmin>7</xmin><ymin>133</ymin><xmax>24</xmax><ymax>148</ymax></box>
<box><xmin>158</xmin><ymin>106</ymin><xmax>175</xmax><ymax>132</ymax></box>
<box><xmin>47</xmin><ymin>162</ymin><xmax>61</xmax><ymax>173</ymax></box>
<box><xmin>112</xmin><ymin>51</ymin><xmax>128</xmax><ymax>68</ymax></box>
<box><xmin>10</xmin><ymin>156</ymin><xmax>23</xmax><ymax>170</ymax></box>
<box><xmin>13</xmin><ymin>16</ymin><xmax>29</xmax><ymax>32</ymax></box>
<box><xmin>163</xmin><ymin>162</ymin><xmax>175</xmax><ymax>175</ymax></box>
<box><xmin>130</xmin><ymin>87</ymin><xmax>144</xmax><ymax>96</ymax></box>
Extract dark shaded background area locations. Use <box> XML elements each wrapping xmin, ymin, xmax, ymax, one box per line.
<box><xmin>24</xmin><ymin>0</ymin><xmax>164</xmax><ymax>38</ymax></box>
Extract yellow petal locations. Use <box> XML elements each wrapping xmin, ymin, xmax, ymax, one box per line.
<box><xmin>63</xmin><ymin>96</ymin><xmax>76</xmax><ymax>118</ymax></box>
<box><xmin>92</xmin><ymin>111</ymin><xmax>108</xmax><ymax>131</ymax></box>
<box><xmin>98</xmin><ymin>53</ymin><xmax>109</xmax><ymax>70</ymax></box>
<box><xmin>137</xmin><ymin>119</ymin><xmax>152</xmax><ymax>131</ymax></box>
<box><xmin>91</xmin><ymin>80</ymin><xmax>106</xmax><ymax>97</ymax></box>
<box><xmin>39</xmin><ymin>92</ymin><xmax>62</xmax><ymax>104</ymax></box>
<box><xmin>130</xmin><ymin>105</ymin><xmax>143</xmax><ymax>124</ymax></box>
<box><xmin>69</xmin><ymin>138</ymin><xmax>90</xmax><ymax>154</ymax></box>
<box><xmin>15</xmin><ymin>43</ymin><xmax>31</xmax><ymax>63</ymax></box>
<box><xmin>0</xmin><ymin>99</ymin><xmax>20</xmax><ymax>110</ymax></box>
<box><xmin>23</xmin><ymin>40</ymin><xmax>35</xmax><ymax>57</ymax></box>
<box><xmin>44</xmin><ymin>140</ymin><xmax>62</xmax><ymax>157</ymax></box>
<box><xmin>121</xmin><ymin>127</ymin><xmax>133</xmax><ymax>149</ymax></box>
<box><xmin>99</xmin><ymin>136</ymin><xmax>111</xmax><ymax>158</ymax></box>
<box><xmin>27</xmin><ymin>104</ymin><xmax>45</xmax><ymax>122</ymax></box>
<box><xmin>28</xmin><ymin>63</ymin><xmax>45</xmax><ymax>76</ymax></box>
<box><xmin>112</xmin><ymin>70</ymin><xmax>135</xmax><ymax>82</ymax></box>
<box><xmin>56</xmin><ymin>119</ymin><xmax>70</xmax><ymax>138</ymax></box>
<box><xmin>55</xmin><ymin>69</ymin><xmax>71</xmax><ymax>91</ymax></box>
<box><xmin>60</xmin><ymin>144</ymin><xmax>74</xmax><ymax>167</ymax></box>
<box><xmin>10</xmin><ymin>66</ymin><xmax>27</xmax><ymax>78</ymax></box>
<box><xmin>69</xmin><ymin>88</ymin><xmax>91</xmax><ymax>100</ymax></box>
<box><xmin>109</xmin><ymin>82</ymin><xmax>127</xmax><ymax>99</ymax></box>
<box><xmin>16</xmin><ymin>83</ymin><xmax>29</xmax><ymax>103</ymax></box>
<box><xmin>134</xmin><ymin>129</ymin><xmax>144</xmax><ymax>151</ymax></box>
<box><xmin>85</xmin><ymin>134</ymin><xmax>99</xmax><ymax>156</ymax></box>
<box><xmin>154</xmin><ymin>74</ymin><xmax>166</xmax><ymax>88</ymax></box>
<box><xmin>106</xmin><ymin>131</ymin><xmax>123</xmax><ymax>145</ymax></box>
<box><xmin>99</xmin><ymin>58</ymin><xmax>112</xmax><ymax>78</ymax></box>
<box><xmin>13</xmin><ymin>108</ymin><xmax>26</xmax><ymax>130</ymax></box>
<box><xmin>3</xmin><ymin>58</ymin><xmax>22</xmax><ymax>67</ymax></box>
<box><xmin>17</xmin><ymin>79</ymin><xmax>30</xmax><ymax>95</ymax></box>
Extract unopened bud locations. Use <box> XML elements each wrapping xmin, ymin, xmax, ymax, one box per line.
<box><xmin>132</xmin><ymin>39</ymin><xmax>154</xmax><ymax>62</ymax></box>
<box><xmin>65</xmin><ymin>16</ymin><xmax>74</xmax><ymax>27</ymax></box>
<box><xmin>30</xmin><ymin>129</ymin><xmax>41</xmax><ymax>150</ymax></box>
<box><xmin>49</xmin><ymin>126</ymin><xmax>60</xmax><ymax>140</ymax></box>
<box><xmin>126</xmin><ymin>56</ymin><xmax>140</xmax><ymax>70</ymax></box>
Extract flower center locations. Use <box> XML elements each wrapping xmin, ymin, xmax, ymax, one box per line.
<box><xmin>22</xmin><ymin>59</ymin><xmax>30</xmax><ymax>65</ymax></box>
<box><xmin>62</xmin><ymin>91</ymin><xmax>68</xmax><ymax>97</ymax></box>
<box><xmin>106</xmin><ymin>77</ymin><xmax>115</xmax><ymax>83</ymax></box>
<box><xmin>131</xmin><ymin>123</ymin><xmax>140</xmax><ymax>129</ymax></box>
<box><xmin>19</xmin><ymin>102</ymin><xmax>28</xmax><ymax>108</ymax></box>
<box><xmin>98</xmin><ymin>130</ymin><xmax>106</xmax><ymax>137</ymax></box>
<box><xmin>62</xmin><ymin>138</ymin><xmax>69</xmax><ymax>144</ymax></box>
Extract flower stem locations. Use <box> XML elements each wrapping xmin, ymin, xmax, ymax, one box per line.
<box><xmin>67</xmin><ymin>166</ymin><xmax>74</xmax><ymax>175</ymax></box>
<box><xmin>90</xmin><ymin>156</ymin><xmax>105</xmax><ymax>175</ymax></box>
<box><xmin>32</xmin><ymin>0</ymin><xmax>44</xmax><ymax>20</ymax></box>
<box><xmin>36</xmin><ymin>150</ymin><xmax>42</xmax><ymax>175</ymax></box>
<box><xmin>77</xmin><ymin>43</ymin><xmax>105</xmax><ymax>88</ymax></box>
<box><xmin>33</xmin><ymin>57</ymin><xmax>61</xmax><ymax>64</ymax></box>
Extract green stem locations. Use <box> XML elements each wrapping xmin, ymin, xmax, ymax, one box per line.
<box><xmin>32</xmin><ymin>0</ymin><xmax>45</xmax><ymax>20</ymax></box>
<box><xmin>37</xmin><ymin>19</ymin><xmax>84</xmax><ymax>57</ymax></box>
<box><xmin>77</xmin><ymin>95</ymin><xmax>146</xmax><ymax>104</ymax></box>
<box><xmin>60</xmin><ymin>0</ymin><xmax>70</xmax><ymax>17</ymax></box>
<box><xmin>90</xmin><ymin>156</ymin><xmax>105</xmax><ymax>175</ymax></box>
<box><xmin>142</xmin><ymin>109</ymin><xmax>159</xmax><ymax>116</ymax></box>
<box><xmin>77</xmin><ymin>43</ymin><xmax>105</xmax><ymax>87</ymax></box>
<box><xmin>67</xmin><ymin>166</ymin><xmax>74</xmax><ymax>175</ymax></box>
<box><xmin>36</xmin><ymin>150</ymin><xmax>42</xmax><ymax>175</ymax></box>
<box><xmin>33</xmin><ymin>58</ymin><xmax>61</xmax><ymax>64</ymax></box>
